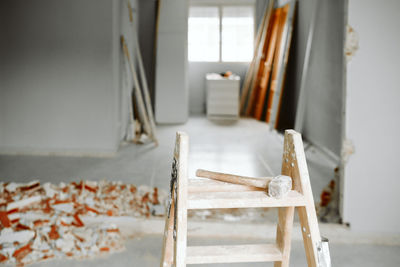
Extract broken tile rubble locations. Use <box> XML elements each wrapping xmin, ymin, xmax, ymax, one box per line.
<box><xmin>0</xmin><ymin>181</ymin><xmax>167</xmax><ymax>266</ymax></box>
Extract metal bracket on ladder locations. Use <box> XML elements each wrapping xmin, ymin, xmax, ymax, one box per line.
<box><xmin>317</xmin><ymin>237</ymin><xmax>331</xmax><ymax>267</ymax></box>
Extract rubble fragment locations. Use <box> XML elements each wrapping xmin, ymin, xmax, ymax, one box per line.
<box><xmin>7</xmin><ymin>196</ymin><xmax>42</xmax><ymax>212</ymax></box>
<box><xmin>0</xmin><ymin>229</ymin><xmax>35</xmax><ymax>244</ymax></box>
<box><xmin>0</xmin><ymin>211</ymin><xmax>11</xmax><ymax>228</ymax></box>
<box><xmin>0</xmin><ymin>253</ymin><xmax>7</xmax><ymax>262</ymax></box>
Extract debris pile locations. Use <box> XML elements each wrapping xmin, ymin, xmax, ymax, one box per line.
<box><xmin>0</xmin><ymin>181</ymin><xmax>167</xmax><ymax>265</ymax></box>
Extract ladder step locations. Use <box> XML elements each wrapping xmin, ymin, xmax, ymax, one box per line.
<box><xmin>188</xmin><ymin>190</ymin><xmax>305</xmax><ymax>209</ymax></box>
<box><xmin>186</xmin><ymin>244</ymin><xmax>283</xmax><ymax>264</ymax></box>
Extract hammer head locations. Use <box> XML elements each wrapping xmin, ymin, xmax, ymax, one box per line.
<box><xmin>268</xmin><ymin>175</ymin><xmax>292</xmax><ymax>199</ymax></box>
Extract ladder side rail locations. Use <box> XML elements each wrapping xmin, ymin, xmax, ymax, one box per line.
<box><xmin>286</xmin><ymin>130</ymin><xmax>321</xmax><ymax>267</ymax></box>
<box><xmin>174</xmin><ymin>132</ymin><xmax>189</xmax><ymax>267</ymax></box>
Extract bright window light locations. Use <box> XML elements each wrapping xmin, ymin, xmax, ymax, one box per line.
<box><xmin>188</xmin><ymin>7</ymin><xmax>220</xmax><ymax>62</ymax></box>
<box><xmin>188</xmin><ymin>5</ymin><xmax>254</xmax><ymax>62</ymax></box>
<box><xmin>222</xmin><ymin>6</ymin><xmax>254</xmax><ymax>62</ymax></box>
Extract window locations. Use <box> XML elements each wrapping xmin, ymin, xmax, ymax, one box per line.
<box><xmin>188</xmin><ymin>5</ymin><xmax>254</xmax><ymax>62</ymax></box>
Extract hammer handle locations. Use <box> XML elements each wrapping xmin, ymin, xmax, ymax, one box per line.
<box><xmin>195</xmin><ymin>169</ymin><xmax>272</xmax><ymax>189</ymax></box>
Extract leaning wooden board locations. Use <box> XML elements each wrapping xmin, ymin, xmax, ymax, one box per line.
<box><xmin>244</xmin><ymin>1</ymin><xmax>274</xmax><ymax>117</ymax></box>
<box><xmin>268</xmin><ymin>0</ymin><xmax>296</xmax><ymax>128</ymax></box>
<box><xmin>245</xmin><ymin>3</ymin><xmax>277</xmax><ymax>117</ymax></box>
<box><xmin>121</xmin><ymin>36</ymin><xmax>153</xmax><ymax>140</ymax></box>
<box><xmin>265</xmin><ymin>3</ymin><xmax>289</xmax><ymax>123</ymax></box>
<box><xmin>134</xmin><ymin>33</ymin><xmax>158</xmax><ymax>144</ymax></box>
<box><xmin>240</xmin><ymin>0</ymin><xmax>274</xmax><ymax>115</ymax></box>
<box><xmin>253</xmin><ymin>7</ymin><xmax>282</xmax><ymax>120</ymax></box>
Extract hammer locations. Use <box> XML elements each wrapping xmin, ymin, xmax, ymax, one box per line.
<box><xmin>195</xmin><ymin>169</ymin><xmax>292</xmax><ymax>199</ymax></box>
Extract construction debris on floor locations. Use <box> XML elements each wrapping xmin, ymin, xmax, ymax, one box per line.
<box><xmin>0</xmin><ymin>181</ymin><xmax>167</xmax><ymax>266</ymax></box>
<box><xmin>0</xmin><ymin>176</ymin><xmax>335</xmax><ymax>265</ymax></box>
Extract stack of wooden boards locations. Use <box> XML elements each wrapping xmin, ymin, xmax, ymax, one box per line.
<box><xmin>240</xmin><ymin>0</ymin><xmax>296</xmax><ymax>130</ymax></box>
<box><xmin>121</xmin><ymin>2</ymin><xmax>158</xmax><ymax>145</ymax></box>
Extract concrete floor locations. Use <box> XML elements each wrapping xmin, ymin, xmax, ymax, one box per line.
<box><xmin>31</xmin><ymin>236</ymin><xmax>400</xmax><ymax>267</ymax></box>
<box><xmin>0</xmin><ymin>117</ymin><xmax>335</xmax><ymax>202</ymax></box>
<box><xmin>2</xmin><ymin>116</ymin><xmax>399</xmax><ymax>266</ymax></box>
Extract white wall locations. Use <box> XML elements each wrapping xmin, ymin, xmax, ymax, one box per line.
<box><xmin>344</xmin><ymin>0</ymin><xmax>400</xmax><ymax>232</ymax></box>
<box><xmin>155</xmin><ymin>0</ymin><xmax>189</xmax><ymax>124</ymax></box>
<box><xmin>0</xmin><ymin>0</ymin><xmax>135</xmax><ymax>154</ymax></box>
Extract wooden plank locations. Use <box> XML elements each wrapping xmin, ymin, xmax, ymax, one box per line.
<box><xmin>187</xmin><ymin>190</ymin><xmax>306</xmax><ymax>210</ymax></box>
<box><xmin>188</xmin><ymin>179</ymin><xmax>264</xmax><ymax>193</ymax></box>
<box><xmin>245</xmin><ymin>13</ymin><xmax>274</xmax><ymax>116</ymax></box>
<box><xmin>254</xmin><ymin>8</ymin><xmax>281</xmax><ymax>120</ymax></box>
<box><xmin>240</xmin><ymin>0</ymin><xmax>274</xmax><ymax>115</ymax></box>
<box><xmin>265</xmin><ymin>4</ymin><xmax>289</xmax><ymax>123</ymax></box>
<box><xmin>245</xmin><ymin>1</ymin><xmax>276</xmax><ymax>116</ymax></box>
<box><xmin>174</xmin><ymin>132</ymin><xmax>189</xmax><ymax>267</ymax></box>
<box><xmin>121</xmin><ymin>36</ymin><xmax>153</xmax><ymax>140</ymax></box>
<box><xmin>186</xmin><ymin>244</ymin><xmax>283</xmax><ymax>264</ymax></box>
<box><xmin>153</xmin><ymin>0</ymin><xmax>162</xmax><ymax>77</ymax></box>
<box><xmin>271</xmin><ymin>0</ymin><xmax>297</xmax><ymax>129</ymax></box>
<box><xmin>284</xmin><ymin>130</ymin><xmax>321</xmax><ymax>267</ymax></box>
<box><xmin>239</xmin><ymin>1</ymin><xmax>270</xmax><ymax>114</ymax></box>
<box><xmin>133</xmin><ymin>33</ymin><xmax>158</xmax><ymax>145</ymax></box>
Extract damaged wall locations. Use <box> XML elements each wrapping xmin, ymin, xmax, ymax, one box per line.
<box><xmin>344</xmin><ymin>0</ymin><xmax>400</xmax><ymax>233</ymax></box>
<box><xmin>0</xmin><ymin>0</ymin><xmax>129</xmax><ymax>155</ymax></box>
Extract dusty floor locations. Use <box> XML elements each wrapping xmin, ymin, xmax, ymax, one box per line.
<box><xmin>2</xmin><ymin>117</ymin><xmax>398</xmax><ymax>266</ymax></box>
<box><xmin>0</xmin><ymin>116</ymin><xmax>336</xmax><ymax>204</ymax></box>
<box><xmin>30</xmin><ymin>235</ymin><xmax>400</xmax><ymax>267</ymax></box>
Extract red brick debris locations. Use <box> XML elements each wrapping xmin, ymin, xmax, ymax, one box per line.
<box><xmin>0</xmin><ymin>180</ymin><xmax>167</xmax><ymax>266</ymax></box>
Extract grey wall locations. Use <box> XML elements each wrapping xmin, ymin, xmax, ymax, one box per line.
<box><xmin>0</xmin><ymin>88</ymin><xmax>3</xmax><ymax>145</ymax></box>
<box><xmin>301</xmin><ymin>0</ymin><xmax>345</xmax><ymax>157</ymax></box>
<box><xmin>137</xmin><ymin>0</ymin><xmax>158</xmax><ymax>107</ymax></box>
<box><xmin>155</xmin><ymin>0</ymin><xmax>189</xmax><ymax>123</ymax></box>
<box><xmin>344</xmin><ymin>0</ymin><xmax>400</xmax><ymax>233</ymax></box>
<box><xmin>0</xmin><ymin>0</ymin><xmax>135</xmax><ymax>154</ymax></box>
<box><xmin>279</xmin><ymin>0</ymin><xmax>345</xmax><ymax>158</ymax></box>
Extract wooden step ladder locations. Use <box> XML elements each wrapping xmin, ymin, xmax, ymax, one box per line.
<box><xmin>161</xmin><ymin>130</ymin><xmax>330</xmax><ymax>267</ymax></box>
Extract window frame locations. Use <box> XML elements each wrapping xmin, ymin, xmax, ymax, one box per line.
<box><xmin>188</xmin><ymin>1</ymin><xmax>256</xmax><ymax>63</ymax></box>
